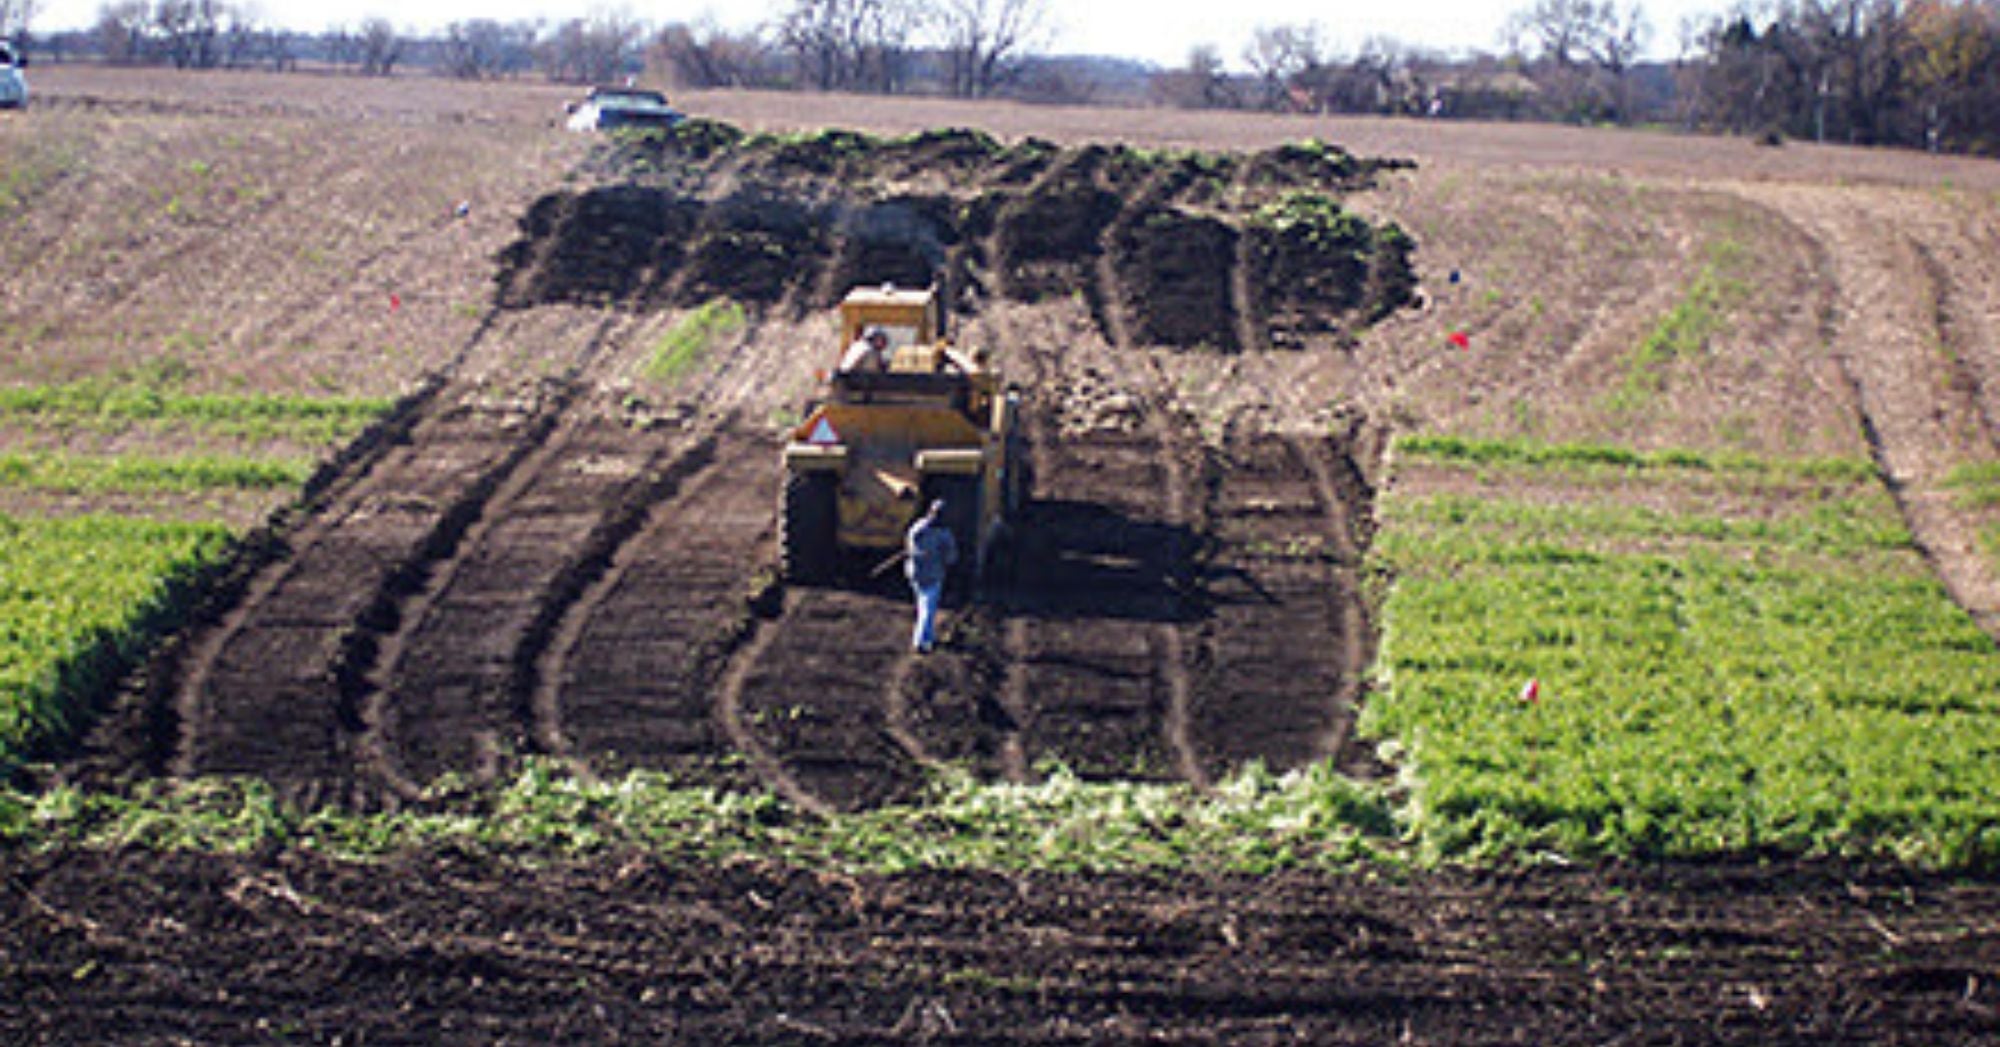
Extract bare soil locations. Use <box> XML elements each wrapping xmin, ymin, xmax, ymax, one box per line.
<box><xmin>8</xmin><ymin>67</ymin><xmax>2000</xmax><ymax>1041</ymax></box>
<box><xmin>5</xmin><ymin>847</ymin><xmax>1999</xmax><ymax>1044</ymax></box>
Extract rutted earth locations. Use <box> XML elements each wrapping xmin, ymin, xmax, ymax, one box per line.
<box><xmin>51</xmin><ymin>130</ymin><xmax>1421</xmax><ymax>814</ymax></box>
<box><xmin>10</xmin><ymin>72</ymin><xmax>2000</xmax><ymax>1042</ymax></box>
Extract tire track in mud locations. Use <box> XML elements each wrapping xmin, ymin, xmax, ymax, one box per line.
<box><xmin>1192</xmin><ymin>424</ymin><xmax>1374</xmax><ymax>780</ymax></box>
<box><xmin>357</xmin><ymin>405</ymin><xmax>697</xmax><ymax>797</ymax></box>
<box><xmin>164</xmin><ymin>314</ymin><xmax>624</xmax><ymax>807</ymax></box>
<box><xmin>547</xmin><ymin>430</ymin><xmax>775</xmax><ymax>785</ymax></box>
<box><xmin>107</xmin><ymin>310</ymin><xmax>514</xmax><ymax>788</ymax></box>
<box><xmin>1739</xmin><ymin>185</ymin><xmax>2000</xmax><ymax>638</ymax></box>
<box><xmin>169</xmin><ymin>383</ymin><xmax>565</xmax><ymax>807</ymax></box>
<box><xmin>716</xmin><ymin>585</ymin><xmax>927</xmax><ymax>813</ymax></box>
<box><xmin>1913</xmin><ymin>241</ymin><xmax>2000</xmax><ymax>448</ymax></box>
<box><xmin>993</xmin><ymin>318</ymin><xmax>1201</xmax><ymax>785</ymax></box>
<box><xmin>1010</xmin><ymin>424</ymin><xmax>1187</xmax><ymax>782</ymax></box>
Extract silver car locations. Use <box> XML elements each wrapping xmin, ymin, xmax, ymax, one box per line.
<box><xmin>565</xmin><ymin>86</ymin><xmax>683</xmax><ymax>133</ymax></box>
<box><xmin>0</xmin><ymin>42</ymin><xmax>25</xmax><ymax>109</ymax></box>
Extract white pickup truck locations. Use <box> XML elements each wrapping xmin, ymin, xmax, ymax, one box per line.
<box><xmin>0</xmin><ymin>42</ymin><xmax>25</xmax><ymax>110</ymax></box>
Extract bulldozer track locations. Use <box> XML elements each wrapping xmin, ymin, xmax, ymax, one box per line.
<box><xmin>545</xmin><ymin>429</ymin><xmax>774</xmax><ymax>784</ymax></box>
<box><xmin>160</xmin><ymin>315</ymin><xmax>636</xmax><ymax>807</ymax></box>
<box><xmin>721</xmin><ymin>585</ymin><xmax>927</xmax><ymax>812</ymax></box>
<box><xmin>171</xmin><ymin>384</ymin><xmax>565</xmax><ymax>808</ymax></box>
<box><xmin>713</xmin><ymin>589</ymin><xmax>835</xmax><ymax>818</ymax></box>
<box><xmin>358</xmin><ymin>397</ymin><xmax>695</xmax><ymax>798</ymax></box>
<box><xmin>1191</xmin><ymin>427</ymin><xmax>1370</xmax><ymax>780</ymax></box>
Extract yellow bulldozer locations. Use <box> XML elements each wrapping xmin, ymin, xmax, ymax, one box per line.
<box><xmin>780</xmin><ymin>285</ymin><xmax>1024</xmax><ymax>584</ymax></box>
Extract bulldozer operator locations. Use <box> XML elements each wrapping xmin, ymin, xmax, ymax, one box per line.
<box><xmin>840</xmin><ymin>327</ymin><xmax>893</xmax><ymax>373</ymax></box>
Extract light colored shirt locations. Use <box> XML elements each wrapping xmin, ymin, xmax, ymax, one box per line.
<box><xmin>841</xmin><ymin>338</ymin><xmax>888</xmax><ymax>373</ymax></box>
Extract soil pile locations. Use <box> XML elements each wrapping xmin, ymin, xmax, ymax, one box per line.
<box><xmin>496</xmin><ymin>122</ymin><xmax>1419</xmax><ymax>350</ymax></box>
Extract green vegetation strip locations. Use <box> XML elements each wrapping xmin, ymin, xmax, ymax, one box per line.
<box><xmin>0</xmin><ymin>451</ymin><xmax>312</xmax><ymax>494</ymax></box>
<box><xmin>1609</xmin><ymin>237</ymin><xmax>1755</xmax><ymax>413</ymax></box>
<box><xmin>1370</xmin><ymin>436</ymin><xmax>2000</xmax><ymax>870</ymax></box>
<box><xmin>0</xmin><ymin>513</ymin><xmax>233</xmax><ymax>768</ymax></box>
<box><xmin>1947</xmin><ymin>460</ymin><xmax>2000</xmax><ymax>509</ymax></box>
<box><xmin>2</xmin><ymin>761</ymin><xmax>1395</xmax><ymax>873</ymax></box>
<box><xmin>0</xmin><ymin>381</ymin><xmax>390</xmax><ymax>442</ymax></box>
<box><xmin>1397</xmin><ymin>432</ymin><xmax>1874</xmax><ymax>482</ymax></box>
<box><xmin>644</xmin><ymin>300</ymin><xmax>745</xmax><ymax>384</ymax></box>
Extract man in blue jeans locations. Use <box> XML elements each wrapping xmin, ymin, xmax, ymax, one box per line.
<box><xmin>905</xmin><ymin>499</ymin><xmax>958</xmax><ymax>653</ymax></box>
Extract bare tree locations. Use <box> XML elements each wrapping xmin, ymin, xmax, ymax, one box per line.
<box><xmin>95</xmin><ymin>0</ymin><xmax>152</xmax><ymax>63</ymax></box>
<box><xmin>443</xmin><ymin>18</ymin><xmax>537</xmax><ymax>79</ymax></box>
<box><xmin>1503</xmin><ymin>0</ymin><xmax>1652</xmax><ymax>120</ymax></box>
<box><xmin>1505</xmin><ymin>0</ymin><xmax>1594</xmax><ymax>66</ymax></box>
<box><xmin>1587</xmin><ymin>3</ymin><xmax>1650</xmax><ymax>118</ymax></box>
<box><xmin>651</xmin><ymin>17</ymin><xmax>772</xmax><ymax>88</ymax></box>
<box><xmin>1321</xmin><ymin>37</ymin><xmax>1407</xmax><ymax>113</ymax></box>
<box><xmin>1243</xmin><ymin>22</ymin><xmax>1327</xmax><ymax>110</ymax></box>
<box><xmin>931</xmin><ymin>0</ymin><xmax>1048</xmax><ymax>98</ymax></box>
<box><xmin>356</xmin><ymin>16</ymin><xmax>401</xmax><ymax>76</ymax></box>
<box><xmin>779</xmin><ymin>0</ymin><xmax>918</xmax><ymax>92</ymax></box>
<box><xmin>322</xmin><ymin>22</ymin><xmax>357</xmax><ymax>70</ymax></box>
<box><xmin>153</xmin><ymin>0</ymin><xmax>222</xmax><ymax>68</ymax></box>
<box><xmin>252</xmin><ymin>26</ymin><xmax>296</xmax><ymax>71</ymax></box>
<box><xmin>1151</xmin><ymin>43</ymin><xmax>1234</xmax><ymax>109</ymax></box>
<box><xmin>541</xmin><ymin>11</ymin><xmax>643</xmax><ymax>84</ymax></box>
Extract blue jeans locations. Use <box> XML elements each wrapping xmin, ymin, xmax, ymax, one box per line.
<box><xmin>911</xmin><ymin>578</ymin><xmax>943</xmax><ymax>651</ymax></box>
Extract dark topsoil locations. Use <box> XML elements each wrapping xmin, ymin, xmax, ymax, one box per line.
<box><xmin>3</xmin><ymin>846</ymin><xmax>1997</xmax><ymax>1044</ymax></box>
<box><xmin>495</xmin><ymin>123</ymin><xmax>1418</xmax><ymax>351</ymax></box>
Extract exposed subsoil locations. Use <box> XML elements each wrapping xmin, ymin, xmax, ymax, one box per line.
<box><xmin>5</xmin><ymin>846</ymin><xmax>1999</xmax><ymax>1044</ymax></box>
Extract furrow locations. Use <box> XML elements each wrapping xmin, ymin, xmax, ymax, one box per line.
<box><xmin>552</xmin><ymin>430</ymin><xmax>775</xmax><ymax>786</ymax></box>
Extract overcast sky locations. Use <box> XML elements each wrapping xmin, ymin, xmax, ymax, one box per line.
<box><xmin>31</xmin><ymin>0</ymin><xmax>1727</xmax><ymax>67</ymax></box>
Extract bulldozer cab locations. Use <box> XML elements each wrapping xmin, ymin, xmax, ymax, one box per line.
<box><xmin>836</xmin><ymin>285</ymin><xmax>942</xmax><ymax>362</ymax></box>
<box><xmin>828</xmin><ymin>286</ymin><xmax>994</xmax><ymax>422</ymax></box>
<box><xmin>782</xmin><ymin>285</ymin><xmax>1024</xmax><ymax>586</ymax></box>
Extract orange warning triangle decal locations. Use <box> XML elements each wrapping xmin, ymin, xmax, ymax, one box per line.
<box><xmin>807</xmin><ymin>417</ymin><xmax>840</xmax><ymax>445</ymax></box>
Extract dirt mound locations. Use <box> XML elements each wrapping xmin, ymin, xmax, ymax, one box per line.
<box><xmin>495</xmin><ymin>188</ymin><xmax>699</xmax><ymax>307</ymax></box>
<box><xmin>1248</xmin><ymin>193</ymin><xmax>1419</xmax><ymax>344</ymax></box>
<box><xmin>1110</xmin><ymin>205</ymin><xmax>1240</xmax><ymax>349</ymax></box>
<box><xmin>493</xmin><ymin>124</ymin><xmax>1418</xmax><ymax>351</ymax></box>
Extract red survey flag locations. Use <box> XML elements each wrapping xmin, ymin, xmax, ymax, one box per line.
<box><xmin>1448</xmin><ymin>330</ymin><xmax>1470</xmax><ymax>349</ymax></box>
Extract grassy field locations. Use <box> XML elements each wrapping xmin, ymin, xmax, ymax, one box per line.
<box><xmin>0</xmin><ymin>513</ymin><xmax>232</xmax><ymax>767</ymax></box>
<box><xmin>1372</xmin><ymin>436</ymin><xmax>2000</xmax><ymax>869</ymax></box>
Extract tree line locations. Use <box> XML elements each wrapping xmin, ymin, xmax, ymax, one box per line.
<box><xmin>9</xmin><ymin>0</ymin><xmax>1053</xmax><ymax>99</ymax></box>
<box><xmin>1169</xmin><ymin>0</ymin><xmax>2000</xmax><ymax>155</ymax></box>
<box><xmin>8</xmin><ymin>0</ymin><xmax>1999</xmax><ymax>156</ymax></box>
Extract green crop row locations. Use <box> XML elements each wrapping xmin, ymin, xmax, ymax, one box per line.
<box><xmin>0</xmin><ymin>451</ymin><xmax>313</xmax><ymax>494</ymax></box>
<box><xmin>1386</xmin><ymin>492</ymin><xmax>1911</xmax><ymax>562</ymax></box>
<box><xmin>0</xmin><ymin>381</ymin><xmax>390</xmax><ymax>442</ymax></box>
<box><xmin>1370</xmin><ymin>450</ymin><xmax>2000</xmax><ymax>870</ymax></box>
<box><xmin>1947</xmin><ymin>460</ymin><xmax>2000</xmax><ymax>509</ymax></box>
<box><xmin>0</xmin><ymin>513</ymin><xmax>233</xmax><ymax>768</ymax></box>
<box><xmin>1396</xmin><ymin>432</ymin><xmax>1875</xmax><ymax>482</ymax></box>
